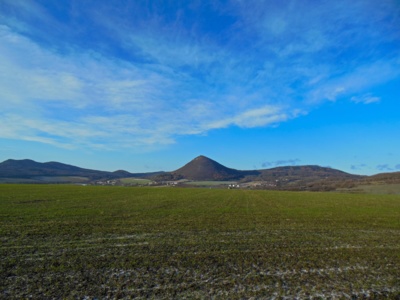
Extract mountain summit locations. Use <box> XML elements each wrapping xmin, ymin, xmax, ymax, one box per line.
<box><xmin>172</xmin><ymin>155</ymin><xmax>244</xmax><ymax>181</ymax></box>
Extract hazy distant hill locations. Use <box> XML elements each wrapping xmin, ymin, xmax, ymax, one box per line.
<box><xmin>257</xmin><ymin>165</ymin><xmax>358</xmax><ymax>181</ymax></box>
<box><xmin>0</xmin><ymin>159</ymin><xmax>165</xmax><ymax>183</ymax></box>
<box><xmin>365</xmin><ymin>171</ymin><xmax>400</xmax><ymax>183</ymax></box>
<box><xmin>1</xmin><ymin>157</ymin><xmax>399</xmax><ymax>189</ymax></box>
<box><xmin>152</xmin><ymin>155</ymin><xmax>359</xmax><ymax>183</ymax></box>
<box><xmin>0</xmin><ymin>159</ymin><xmax>112</xmax><ymax>180</ymax></box>
<box><xmin>251</xmin><ymin>165</ymin><xmax>364</xmax><ymax>191</ymax></box>
<box><xmin>167</xmin><ymin>155</ymin><xmax>258</xmax><ymax>181</ymax></box>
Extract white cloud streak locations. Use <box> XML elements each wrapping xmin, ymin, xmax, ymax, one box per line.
<box><xmin>351</xmin><ymin>94</ymin><xmax>380</xmax><ymax>104</ymax></box>
<box><xmin>0</xmin><ymin>24</ymin><xmax>299</xmax><ymax>149</ymax></box>
<box><xmin>262</xmin><ymin>159</ymin><xmax>301</xmax><ymax>168</ymax></box>
<box><xmin>0</xmin><ymin>0</ymin><xmax>399</xmax><ymax>150</ymax></box>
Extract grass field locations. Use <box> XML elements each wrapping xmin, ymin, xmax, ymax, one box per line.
<box><xmin>0</xmin><ymin>176</ymin><xmax>89</xmax><ymax>184</ymax></box>
<box><xmin>1</xmin><ymin>185</ymin><xmax>399</xmax><ymax>299</ymax></box>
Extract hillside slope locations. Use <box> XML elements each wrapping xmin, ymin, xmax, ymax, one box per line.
<box><xmin>258</xmin><ymin>165</ymin><xmax>358</xmax><ymax>180</ymax></box>
<box><xmin>0</xmin><ymin>159</ymin><xmax>120</xmax><ymax>180</ymax></box>
<box><xmin>2</xmin><ymin>157</ymin><xmax>399</xmax><ymax>189</ymax></box>
<box><xmin>173</xmin><ymin>155</ymin><xmax>246</xmax><ymax>180</ymax></box>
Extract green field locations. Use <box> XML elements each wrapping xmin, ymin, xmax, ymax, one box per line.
<box><xmin>1</xmin><ymin>185</ymin><xmax>399</xmax><ymax>299</ymax></box>
<box><xmin>0</xmin><ymin>176</ymin><xmax>90</xmax><ymax>184</ymax></box>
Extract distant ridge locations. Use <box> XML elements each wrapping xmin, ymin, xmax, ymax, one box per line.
<box><xmin>2</xmin><ymin>157</ymin><xmax>399</xmax><ymax>188</ymax></box>
<box><xmin>258</xmin><ymin>165</ymin><xmax>356</xmax><ymax>179</ymax></box>
<box><xmin>152</xmin><ymin>156</ymin><xmax>365</xmax><ymax>183</ymax></box>
<box><xmin>367</xmin><ymin>171</ymin><xmax>400</xmax><ymax>183</ymax></box>
<box><xmin>0</xmin><ymin>159</ymin><xmax>113</xmax><ymax>179</ymax></box>
<box><xmin>0</xmin><ymin>159</ymin><xmax>164</xmax><ymax>183</ymax></box>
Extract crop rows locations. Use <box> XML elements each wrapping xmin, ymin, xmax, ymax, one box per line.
<box><xmin>1</xmin><ymin>185</ymin><xmax>399</xmax><ymax>299</ymax></box>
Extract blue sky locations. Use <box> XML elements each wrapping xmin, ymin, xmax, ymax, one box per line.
<box><xmin>0</xmin><ymin>0</ymin><xmax>399</xmax><ymax>175</ymax></box>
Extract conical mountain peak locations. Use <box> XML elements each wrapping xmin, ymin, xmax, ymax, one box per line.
<box><xmin>192</xmin><ymin>155</ymin><xmax>214</xmax><ymax>162</ymax></box>
<box><xmin>192</xmin><ymin>154</ymin><xmax>209</xmax><ymax>158</ymax></box>
<box><xmin>173</xmin><ymin>156</ymin><xmax>242</xmax><ymax>181</ymax></box>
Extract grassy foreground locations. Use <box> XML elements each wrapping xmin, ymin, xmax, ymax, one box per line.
<box><xmin>1</xmin><ymin>185</ymin><xmax>399</xmax><ymax>299</ymax></box>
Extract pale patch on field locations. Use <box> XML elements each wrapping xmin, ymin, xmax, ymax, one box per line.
<box><xmin>119</xmin><ymin>178</ymin><xmax>152</xmax><ymax>185</ymax></box>
<box><xmin>340</xmin><ymin>183</ymin><xmax>400</xmax><ymax>194</ymax></box>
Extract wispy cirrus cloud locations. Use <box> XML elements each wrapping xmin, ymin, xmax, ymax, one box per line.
<box><xmin>306</xmin><ymin>59</ymin><xmax>400</xmax><ymax>104</ymax></box>
<box><xmin>351</xmin><ymin>94</ymin><xmax>381</xmax><ymax>104</ymax></box>
<box><xmin>262</xmin><ymin>159</ymin><xmax>301</xmax><ymax>168</ymax></box>
<box><xmin>376</xmin><ymin>164</ymin><xmax>400</xmax><ymax>172</ymax></box>
<box><xmin>0</xmin><ymin>22</ymin><xmax>299</xmax><ymax>149</ymax></box>
<box><xmin>351</xmin><ymin>164</ymin><xmax>368</xmax><ymax>171</ymax></box>
<box><xmin>0</xmin><ymin>0</ymin><xmax>399</xmax><ymax>150</ymax></box>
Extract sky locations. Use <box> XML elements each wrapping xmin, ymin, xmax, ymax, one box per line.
<box><xmin>0</xmin><ymin>0</ymin><xmax>399</xmax><ymax>175</ymax></box>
